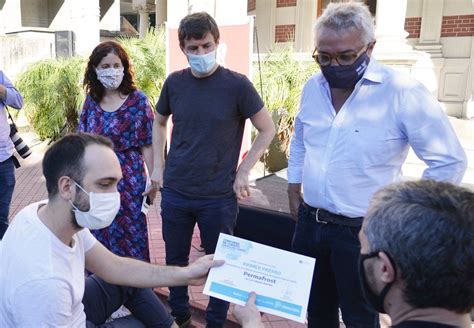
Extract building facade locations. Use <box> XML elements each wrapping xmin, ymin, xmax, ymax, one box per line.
<box><xmin>1</xmin><ymin>0</ymin><xmax>473</xmax><ymax>117</ymax></box>
<box><xmin>247</xmin><ymin>0</ymin><xmax>473</xmax><ymax>118</ymax></box>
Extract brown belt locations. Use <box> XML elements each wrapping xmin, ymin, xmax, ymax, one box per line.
<box><xmin>302</xmin><ymin>202</ymin><xmax>363</xmax><ymax>227</ymax></box>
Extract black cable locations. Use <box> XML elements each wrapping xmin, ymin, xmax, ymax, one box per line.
<box><xmin>253</xmin><ymin>17</ymin><xmax>264</xmax><ymax>98</ymax></box>
<box><xmin>253</xmin><ymin>16</ymin><xmax>267</xmax><ymax>177</ymax></box>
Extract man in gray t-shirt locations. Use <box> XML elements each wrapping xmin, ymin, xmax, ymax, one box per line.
<box><xmin>150</xmin><ymin>12</ymin><xmax>275</xmax><ymax>328</ymax></box>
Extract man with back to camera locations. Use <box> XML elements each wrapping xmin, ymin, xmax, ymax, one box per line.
<box><xmin>359</xmin><ymin>180</ymin><xmax>473</xmax><ymax>328</ymax></box>
<box><xmin>287</xmin><ymin>2</ymin><xmax>467</xmax><ymax>327</ymax></box>
<box><xmin>151</xmin><ymin>11</ymin><xmax>275</xmax><ymax>328</ymax></box>
<box><xmin>231</xmin><ymin>180</ymin><xmax>474</xmax><ymax>328</ymax></box>
<box><xmin>0</xmin><ymin>133</ymin><xmax>223</xmax><ymax>327</ymax></box>
<box><xmin>0</xmin><ymin>70</ymin><xmax>23</xmax><ymax>239</ymax></box>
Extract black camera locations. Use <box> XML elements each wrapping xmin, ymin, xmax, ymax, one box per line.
<box><xmin>9</xmin><ymin>123</ymin><xmax>32</xmax><ymax>159</ymax></box>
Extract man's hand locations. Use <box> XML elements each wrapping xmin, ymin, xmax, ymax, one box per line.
<box><xmin>142</xmin><ymin>184</ymin><xmax>158</xmax><ymax>203</ymax></box>
<box><xmin>0</xmin><ymin>84</ymin><xmax>6</xmax><ymax>99</ymax></box>
<box><xmin>233</xmin><ymin>168</ymin><xmax>251</xmax><ymax>200</ymax></box>
<box><xmin>233</xmin><ymin>292</ymin><xmax>264</xmax><ymax>328</ymax></box>
<box><xmin>288</xmin><ymin>183</ymin><xmax>303</xmax><ymax>221</ymax></box>
<box><xmin>144</xmin><ymin>168</ymin><xmax>164</xmax><ymax>203</ymax></box>
<box><xmin>185</xmin><ymin>254</ymin><xmax>225</xmax><ymax>286</ymax></box>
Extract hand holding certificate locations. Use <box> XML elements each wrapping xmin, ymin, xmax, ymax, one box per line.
<box><xmin>203</xmin><ymin>233</ymin><xmax>315</xmax><ymax>323</ymax></box>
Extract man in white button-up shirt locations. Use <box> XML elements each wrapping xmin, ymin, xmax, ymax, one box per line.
<box><xmin>287</xmin><ymin>3</ymin><xmax>467</xmax><ymax>328</ymax></box>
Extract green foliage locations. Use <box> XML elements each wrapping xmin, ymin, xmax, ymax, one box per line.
<box><xmin>118</xmin><ymin>27</ymin><xmax>166</xmax><ymax>107</ymax></box>
<box><xmin>16</xmin><ymin>57</ymin><xmax>86</xmax><ymax>140</ymax></box>
<box><xmin>15</xmin><ymin>28</ymin><xmax>166</xmax><ymax>140</ymax></box>
<box><xmin>253</xmin><ymin>50</ymin><xmax>316</xmax><ymax>154</ymax></box>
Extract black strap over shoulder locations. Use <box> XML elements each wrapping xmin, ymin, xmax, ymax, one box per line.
<box><xmin>4</xmin><ymin>104</ymin><xmax>15</xmax><ymax>124</ymax></box>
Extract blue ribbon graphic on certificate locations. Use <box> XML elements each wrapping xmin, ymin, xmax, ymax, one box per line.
<box><xmin>203</xmin><ymin>233</ymin><xmax>315</xmax><ymax>323</ymax></box>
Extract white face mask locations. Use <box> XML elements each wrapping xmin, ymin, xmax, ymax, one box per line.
<box><xmin>70</xmin><ymin>181</ymin><xmax>120</xmax><ymax>230</ymax></box>
<box><xmin>95</xmin><ymin>67</ymin><xmax>124</xmax><ymax>90</ymax></box>
<box><xmin>187</xmin><ymin>50</ymin><xmax>217</xmax><ymax>75</ymax></box>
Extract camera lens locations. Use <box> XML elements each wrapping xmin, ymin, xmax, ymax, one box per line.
<box><xmin>9</xmin><ymin>124</ymin><xmax>32</xmax><ymax>159</ymax></box>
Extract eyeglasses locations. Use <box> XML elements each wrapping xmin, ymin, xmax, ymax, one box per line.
<box><xmin>312</xmin><ymin>44</ymin><xmax>371</xmax><ymax>67</ymax></box>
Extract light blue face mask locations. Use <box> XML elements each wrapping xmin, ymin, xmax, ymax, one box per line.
<box><xmin>187</xmin><ymin>50</ymin><xmax>217</xmax><ymax>75</ymax></box>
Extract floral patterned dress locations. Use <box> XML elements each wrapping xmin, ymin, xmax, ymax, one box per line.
<box><xmin>78</xmin><ymin>90</ymin><xmax>154</xmax><ymax>261</ymax></box>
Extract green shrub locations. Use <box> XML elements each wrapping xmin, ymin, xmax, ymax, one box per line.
<box><xmin>253</xmin><ymin>50</ymin><xmax>316</xmax><ymax>154</ymax></box>
<box><xmin>16</xmin><ymin>57</ymin><xmax>86</xmax><ymax>140</ymax></box>
<box><xmin>118</xmin><ymin>27</ymin><xmax>166</xmax><ymax>108</ymax></box>
<box><xmin>15</xmin><ymin>28</ymin><xmax>166</xmax><ymax>140</ymax></box>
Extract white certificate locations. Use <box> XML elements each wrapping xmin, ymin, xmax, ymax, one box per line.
<box><xmin>203</xmin><ymin>233</ymin><xmax>315</xmax><ymax>323</ymax></box>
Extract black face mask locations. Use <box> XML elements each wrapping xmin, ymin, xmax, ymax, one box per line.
<box><xmin>358</xmin><ymin>251</ymin><xmax>397</xmax><ymax>314</ymax></box>
<box><xmin>320</xmin><ymin>51</ymin><xmax>370</xmax><ymax>89</ymax></box>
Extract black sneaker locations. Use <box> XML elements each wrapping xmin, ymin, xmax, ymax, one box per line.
<box><xmin>174</xmin><ymin>312</ymin><xmax>192</xmax><ymax>328</ymax></box>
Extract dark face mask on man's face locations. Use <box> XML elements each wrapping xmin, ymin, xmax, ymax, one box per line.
<box><xmin>320</xmin><ymin>51</ymin><xmax>370</xmax><ymax>89</ymax></box>
<box><xmin>358</xmin><ymin>251</ymin><xmax>396</xmax><ymax>314</ymax></box>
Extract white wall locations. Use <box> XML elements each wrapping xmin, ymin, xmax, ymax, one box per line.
<box><xmin>100</xmin><ymin>0</ymin><xmax>121</xmax><ymax>31</ymax></box>
<box><xmin>443</xmin><ymin>0</ymin><xmax>473</xmax><ymax>15</ymax></box>
<box><xmin>0</xmin><ymin>34</ymin><xmax>55</xmax><ymax>78</ymax></box>
<box><xmin>0</xmin><ymin>0</ymin><xmax>23</xmax><ymax>33</ymax></box>
<box><xmin>405</xmin><ymin>0</ymin><xmax>423</xmax><ymax>17</ymax></box>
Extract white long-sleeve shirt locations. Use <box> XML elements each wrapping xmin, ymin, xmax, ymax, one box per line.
<box><xmin>288</xmin><ymin>59</ymin><xmax>467</xmax><ymax>218</ymax></box>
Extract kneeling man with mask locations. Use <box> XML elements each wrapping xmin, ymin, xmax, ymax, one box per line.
<box><xmin>0</xmin><ymin>133</ymin><xmax>223</xmax><ymax>327</ymax></box>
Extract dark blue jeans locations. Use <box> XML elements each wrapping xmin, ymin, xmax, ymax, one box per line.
<box><xmin>161</xmin><ymin>188</ymin><xmax>238</xmax><ymax>327</ymax></box>
<box><xmin>0</xmin><ymin>156</ymin><xmax>15</xmax><ymax>239</ymax></box>
<box><xmin>292</xmin><ymin>204</ymin><xmax>379</xmax><ymax>328</ymax></box>
<box><xmin>83</xmin><ymin>275</ymin><xmax>174</xmax><ymax>327</ymax></box>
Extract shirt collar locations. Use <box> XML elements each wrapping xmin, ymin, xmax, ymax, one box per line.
<box><xmin>361</xmin><ymin>58</ymin><xmax>383</xmax><ymax>83</ymax></box>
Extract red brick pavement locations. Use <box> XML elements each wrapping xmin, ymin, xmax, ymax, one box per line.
<box><xmin>8</xmin><ymin>147</ymin><xmax>305</xmax><ymax>328</ymax></box>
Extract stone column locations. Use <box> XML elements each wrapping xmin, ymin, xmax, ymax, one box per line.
<box><xmin>255</xmin><ymin>0</ymin><xmax>277</xmax><ymax>53</ymax></box>
<box><xmin>294</xmin><ymin>0</ymin><xmax>317</xmax><ymax>53</ymax></box>
<box><xmin>133</xmin><ymin>0</ymin><xmax>154</xmax><ymax>38</ymax></box>
<box><xmin>373</xmin><ymin>0</ymin><xmax>418</xmax><ymax>66</ymax></box>
<box><xmin>462</xmin><ymin>36</ymin><xmax>474</xmax><ymax>119</ymax></box>
<box><xmin>138</xmin><ymin>8</ymin><xmax>150</xmax><ymax>38</ymax></box>
<box><xmin>416</xmin><ymin>0</ymin><xmax>444</xmax><ymax>57</ymax></box>
<box><xmin>70</xmin><ymin>0</ymin><xmax>100</xmax><ymax>56</ymax></box>
<box><xmin>155</xmin><ymin>0</ymin><xmax>167</xmax><ymax>26</ymax></box>
<box><xmin>411</xmin><ymin>0</ymin><xmax>445</xmax><ymax>95</ymax></box>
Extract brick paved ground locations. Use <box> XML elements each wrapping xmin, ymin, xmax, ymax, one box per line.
<box><xmin>17</xmin><ymin>118</ymin><xmax>474</xmax><ymax>326</ymax></box>
<box><xmin>8</xmin><ymin>138</ymin><xmax>306</xmax><ymax>328</ymax></box>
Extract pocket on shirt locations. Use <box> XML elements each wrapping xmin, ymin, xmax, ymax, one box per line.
<box><xmin>341</xmin><ymin>125</ymin><xmax>404</xmax><ymax>167</ymax></box>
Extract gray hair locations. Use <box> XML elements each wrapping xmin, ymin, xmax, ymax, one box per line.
<box><xmin>314</xmin><ymin>2</ymin><xmax>375</xmax><ymax>47</ymax></box>
<box><xmin>364</xmin><ymin>180</ymin><xmax>474</xmax><ymax>313</ymax></box>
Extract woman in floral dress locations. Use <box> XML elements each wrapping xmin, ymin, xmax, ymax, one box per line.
<box><xmin>79</xmin><ymin>41</ymin><xmax>156</xmax><ymax>261</ymax></box>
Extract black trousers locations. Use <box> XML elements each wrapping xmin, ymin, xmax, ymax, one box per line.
<box><xmin>83</xmin><ymin>275</ymin><xmax>174</xmax><ymax>327</ymax></box>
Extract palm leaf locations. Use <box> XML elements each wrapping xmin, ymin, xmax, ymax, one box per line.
<box><xmin>253</xmin><ymin>49</ymin><xmax>316</xmax><ymax>154</ymax></box>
